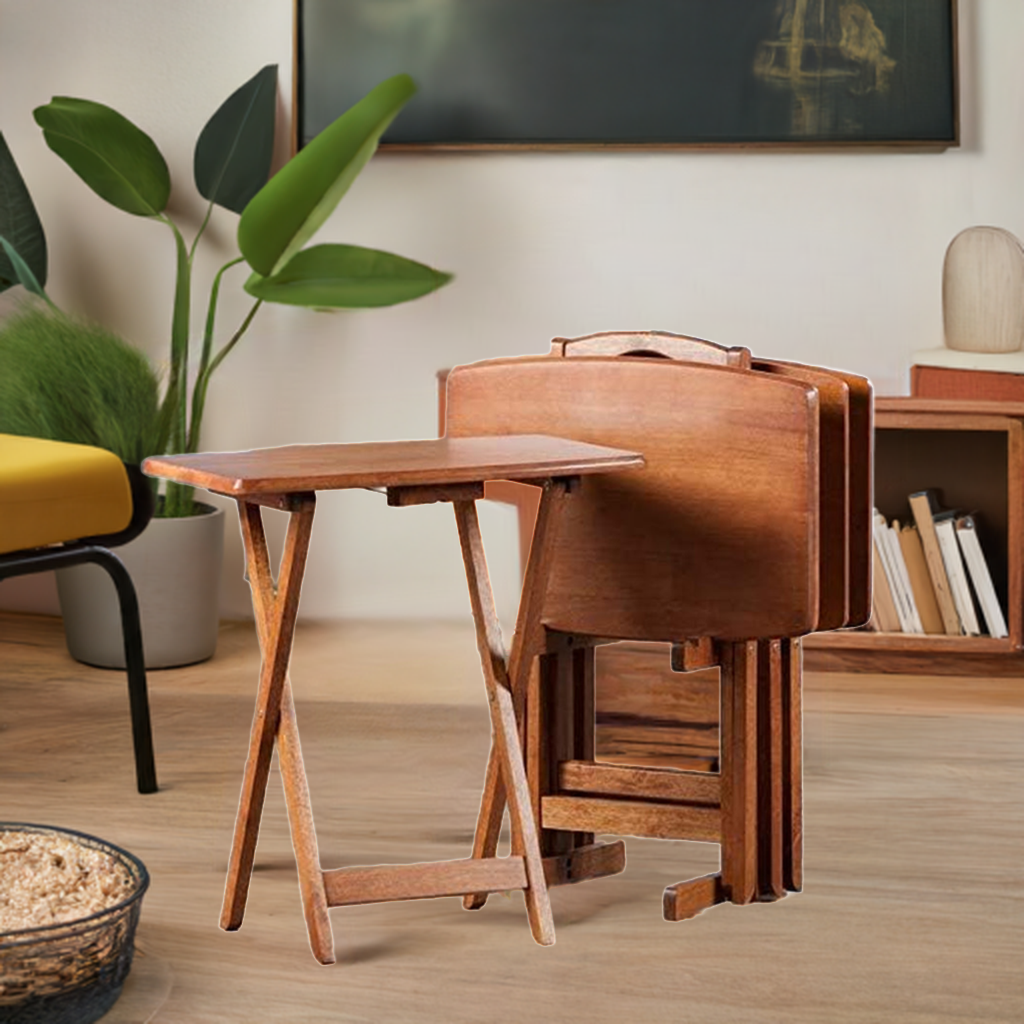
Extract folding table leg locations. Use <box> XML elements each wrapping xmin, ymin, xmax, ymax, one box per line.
<box><xmin>220</xmin><ymin>496</ymin><xmax>316</xmax><ymax>936</ymax></box>
<box><xmin>757</xmin><ymin>639</ymin><xmax>785</xmax><ymax>900</ymax></box>
<box><xmin>664</xmin><ymin>638</ymin><xmax>756</xmax><ymax>921</ymax></box>
<box><xmin>461</xmin><ymin>480</ymin><xmax>570</xmax><ymax>911</ymax></box>
<box><xmin>718</xmin><ymin>639</ymin><xmax>758</xmax><ymax>905</ymax></box>
<box><xmin>236</xmin><ymin>497</ymin><xmax>335</xmax><ymax>964</ymax></box>
<box><xmin>781</xmin><ymin>638</ymin><xmax>803</xmax><ymax>892</ymax></box>
<box><xmin>454</xmin><ymin>497</ymin><xmax>555</xmax><ymax>945</ymax></box>
<box><xmin>530</xmin><ymin>637</ymin><xmax>597</xmax><ymax>859</ymax></box>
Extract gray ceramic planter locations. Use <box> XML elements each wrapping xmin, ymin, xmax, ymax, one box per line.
<box><xmin>57</xmin><ymin>503</ymin><xmax>224</xmax><ymax>669</ymax></box>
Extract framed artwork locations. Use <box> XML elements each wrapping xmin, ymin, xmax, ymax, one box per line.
<box><xmin>296</xmin><ymin>0</ymin><xmax>959</xmax><ymax>150</ymax></box>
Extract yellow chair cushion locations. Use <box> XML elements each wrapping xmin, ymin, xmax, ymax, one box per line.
<box><xmin>0</xmin><ymin>435</ymin><xmax>133</xmax><ymax>555</ymax></box>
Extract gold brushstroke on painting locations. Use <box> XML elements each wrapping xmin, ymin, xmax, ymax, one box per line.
<box><xmin>754</xmin><ymin>0</ymin><xmax>896</xmax><ymax>134</ymax></box>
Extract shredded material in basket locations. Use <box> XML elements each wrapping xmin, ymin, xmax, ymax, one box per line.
<box><xmin>0</xmin><ymin>831</ymin><xmax>134</xmax><ymax>932</ymax></box>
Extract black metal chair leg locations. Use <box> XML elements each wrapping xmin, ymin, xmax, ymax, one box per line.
<box><xmin>88</xmin><ymin>549</ymin><xmax>158</xmax><ymax>794</ymax></box>
<box><xmin>0</xmin><ymin>542</ymin><xmax>158</xmax><ymax>794</ymax></box>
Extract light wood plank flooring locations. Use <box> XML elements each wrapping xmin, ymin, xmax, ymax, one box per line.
<box><xmin>2</xmin><ymin>613</ymin><xmax>1022</xmax><ymax>1023</ymax></box>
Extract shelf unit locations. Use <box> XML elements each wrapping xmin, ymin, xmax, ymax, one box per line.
<box><xmin>804</xmin><ymin>397</ymin><xmax>1024</xmax><ymax>675</ymax></box>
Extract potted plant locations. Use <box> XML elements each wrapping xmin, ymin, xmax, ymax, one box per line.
<box><xmin>0</xmin><ymin>69</ymin><xmax>452</xmax><ymax>666</ymax></box>
<box><xmin>0</xmin><ymin>306</ymin><xmax>163</xmax><ymax>467</ymax></box>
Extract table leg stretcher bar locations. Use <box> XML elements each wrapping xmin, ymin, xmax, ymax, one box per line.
<box><xmin>168</xmin><ymin>454</ymin><xmax>641</xmax><ymax>966</ymax></box>
<box><xmin>217</xmin><ymin>490</ymin><xmax>563</xmax><ymax>963</ymax></box>
<box><xmin>465</xmin><ymin>633</ymin><xmax>802</xmax><ymax>923</ymax></box>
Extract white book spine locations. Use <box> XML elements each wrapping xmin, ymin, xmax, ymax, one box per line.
<box><xmin>955</xmin><ymin>519</ymin><xmax>1009</xmax><ymax>639</ymax></box>
<box><xmin>934</xmin><ymin>517</ymin><xmax>979</xmax><ymax>635</ymax></box>
<box><xmin>888</xmin><ymin>520</ymin><xmax>924</xmax><ymax>634</ymax></box>
<box><xmin>874</xmin><ymin>512</ymin><xmax>913</xmax><ymax>633</ymax></box>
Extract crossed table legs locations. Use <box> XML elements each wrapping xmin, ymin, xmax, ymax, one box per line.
<box><xmin>219</xmin><ymin>479</ymin><xmax>624</xmax><ymax>964</ymax></box>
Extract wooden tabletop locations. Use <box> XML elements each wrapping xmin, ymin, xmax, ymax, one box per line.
<box><xmin>142</xmin><ymin>434</ymin><xmax>644</xmax><ymax>497</ymax></box>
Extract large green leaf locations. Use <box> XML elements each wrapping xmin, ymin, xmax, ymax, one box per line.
<box><xmin>34</xmin><ymin>97</ymin><xmax>170</xmax><ymax>217</ymax></box>
<box><xmin>194</xmin><ymin>65</ymin><xmax>278</xmax><ymax>214</ymax></box>
<box><xmin>0</xmin><ymin>133</ymin><xmax>47</xmax><ymax>293</ymax></box>
<box><xmin>242</xmin><ymin>243</ymin><xmax>452</xmax><ymax>308</ymax></box>
<box><xmin>238</xmin><ymin>74</ymin><xmax>416</xmax><ymax>277</ymax></box>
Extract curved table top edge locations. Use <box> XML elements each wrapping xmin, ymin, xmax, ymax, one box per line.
<box><xmin>143</xmin><ymin>434</ymin><xmax>644</xmax><ymax>498</ymax></box>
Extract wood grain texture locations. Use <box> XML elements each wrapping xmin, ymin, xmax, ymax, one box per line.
<box><xmin>557</xmin><ymin>761</ymin><xmax>721</xmax><ymax>806</ymax></box>
<box><xmin>757</xmin><ymin>639</ymin><xmax>785</xmax><ymax>900</ymax></box>
<box><xmin>753</xmin><ymin>360</ymin><xmax>851</xmax><ymax>630</ymax></box>
<box><xmin>596</xmin><ymin>642</ymin><xmax>720</xmax><ymax>771</ymax></box>
<box><xmin>875</xmin><ymin>396</ymin><xmax>1024</xmax><ymax>420</ymax></box>
<box><xmin>553</xmin><ymin>330</ymin><xmax>751</xmax><ymax>367</ymax></box>
<box><xmin>782</xmin><ymin>639</ymin><xmax>803</xmax><ymax>892</ymax></box>
<box><xmin>541</xmin><ymin>795</ymin><xmax>721</xmax><ymax>842</ymax></box>
<box><xmin>718</xmin><ymin>640</ymin><xmax>758</xmax><ymax>904</ymax></box>
<box><xmin>911</xmin><ymin>364</ymin><xmax>1024</xmax><ymax>403</ymax></box>
<box><xmin>671</xmin><ymin>637</ymin><xmax>716</xmax><ymax>671</ymax></box>
<box><xmin>221</xmin><ymin>496</ymin><xmax>314</xmax><ymax>934</ymax></box>
<box><xmin>322</xmin><ymin>858</ymin><xmax>528</xmax><ymax>907</ymax></box>
<box><xmin>842</xmin><ymin>373</ymin><xmax>875</xmax><ymax>626</ymax></box>
<box><xmin>143</xmin><ymin>435</ymin><xmax>642</xmax><ymax>497</ymax></box>
<box><xmin>446</xmin><ymin>356</ymin><xmax>820</xmax><ymax>639</ymax></box>
<box><xmin>386</xmin><ymin>481</ymin><xmax>484</xmax><ymax>506</ymax></box>
<box><xmin>541</xmin><ymin>840</ymin><xmax>626</xmax><ymax>887</ymax></box>
<box><xmin>662</xmin><ymin>873</ymin><xmax>728</xmax><ymax>922</ymax></box>
<box><xmin>1007</xmin><ymin>420</ymin><xmax>1023</xmax><ymax>649</ymax></box>
<box><xmin>754</xmin><ymin>360</ymin><xmax>872</xmax><ymax>628</ymax></box>
<box><xmin>539</xmin><ymin>643</ymin><xmax>579</xmax><ymax>857</ymax></box>
<box><xmin>454</xmin><ymin>499</ymin><xmax>555</xmax><ymax>945</ymax></box>
<box><xmin>243</xmin><ymin>501</ymin><xmax>334</xmax><ymax>964</ymax></box>
<box><xmin>461</xmin><ymin>482</ymin><xmax>571</xmax><ymax>909</ymax></box>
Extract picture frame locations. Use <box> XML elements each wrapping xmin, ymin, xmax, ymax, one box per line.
<box><xmin>295</xmin><ymin>0</ymin><xmax>959</xmax><ymax>151</ymax></box>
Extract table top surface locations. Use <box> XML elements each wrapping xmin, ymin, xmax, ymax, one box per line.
<box><xmin>143</xmin><ymin>434</ymin><xmax>644</xmax><ymax>497</ymax></box>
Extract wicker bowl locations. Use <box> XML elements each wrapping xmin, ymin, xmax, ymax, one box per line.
<box><xmin>0</xmin><ymin>824</ymin><xmax>149</xmax><ymax>1024</ymax></box>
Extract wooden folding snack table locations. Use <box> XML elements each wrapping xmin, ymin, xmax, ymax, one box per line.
<box><xmin>144</xmin><ymin>435</ymin><xmax>643</xmax><ymax>964</ymax></box>
<box><xmin>444</xmin><ymin>335</ymin><xmax>872</xmax><ymax>919</ymax></box>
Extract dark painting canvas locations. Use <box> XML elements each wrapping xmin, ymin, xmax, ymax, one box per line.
<box><xmin>299</xmin><ymin>0</ymin><xmax>958</xmax><ymax>147</ymax></box>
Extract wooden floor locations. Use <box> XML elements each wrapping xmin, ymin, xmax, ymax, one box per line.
<box><xmin>2</xmin><ymin>612</ymin><xmax>1022</xmax><ymax>1023</ymax></box>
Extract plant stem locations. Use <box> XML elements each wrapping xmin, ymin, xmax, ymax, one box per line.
<box><xmin>207</xmin><ymin>298</ymin><xmax>263</xmax><ymax>378</ymax></box>
<box><xmin>187</xmin><ymin>296</ymin><xmax>263</xmax><ymax>454</ymax></box>
<box><xmin>159</xmin><ymin>214</ymin><xmax>194</xmax><ymax>517</ymax></box>
<box><xmin>188</xmin><ymin>201</ymin><xmax>215</xmax><ymax>263</ymax></box>
<box><xmin>187</xmin><ymin>256</ymin><xmax>245</xmax><ymax>452</ymax></box>
<box><xmin>160</xmin><ymin>215</ymin><xmax>192</xmax><ymax>454</ymax></box>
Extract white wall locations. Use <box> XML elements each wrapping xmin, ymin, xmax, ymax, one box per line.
<box><xmin>2</xmin><ymin>0</ymin><xmax>1021</xmax><ymax>622</ymax></box>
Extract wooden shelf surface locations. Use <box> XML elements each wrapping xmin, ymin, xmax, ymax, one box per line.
<box><xmin>805</xmin><ymin>630</ymin><xmax>1015</xmax><ymax>654</ymax></box>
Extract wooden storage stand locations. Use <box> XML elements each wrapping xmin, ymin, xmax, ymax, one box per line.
<box><xmin>805</xmin><ymin>398</ymin><xmax>1024</xmax><ymax>676</ymax></box>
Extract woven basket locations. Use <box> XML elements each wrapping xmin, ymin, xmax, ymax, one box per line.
<box><xmin>0</xmin><ymin>824</ymin><xmax>149</xmax><ymax>1024</ymax></box>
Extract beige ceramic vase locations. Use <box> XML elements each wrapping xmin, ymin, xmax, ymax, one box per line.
<box><xmin>943</xmin><ymin>226</ymin><xmax>1024</xmax><ymax>353</ymax></box>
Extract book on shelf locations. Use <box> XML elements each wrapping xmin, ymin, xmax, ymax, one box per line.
<box><xmin>872</xmin><ymin>510</ymin><xmax>923</xmax><ymax>633</ymax></box>
<box><xmin>866</xmin><ymin>492</ymin><xmax>1009</xmax><ymax>640</ymax></box>
<box><xmin>933</xmin><ymin>510</ymin><xmax>981</xmax><ymax>635</ymax></box>
<box><xmin>954</xmin><ymin>514</ymin><xmax>1009</xmax><ymax>639</ymax></box>
<box><xmin>908</xmin><ymin>490</ymin><xmax>963</xmax><ymax>635</ymax></box>
<box><xmin>897</xmin><ymin>522</ymin><xmax>945</xmax><ymax>634</ymax></box>
<box><xmin>887</xmin><ymin>518</ymin><xmax>925</xmax><ymax>633</ymax></box>
<box><xmin>870</xmin><ymin>531</ymin><xmax>901</xmax><ymax>632</ymax></box>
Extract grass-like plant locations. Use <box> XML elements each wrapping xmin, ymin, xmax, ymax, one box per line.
<box><xmin>0</xmin><ymin>69</ymin><xmax>452</xmax><ymax>517</ymax></box>
<box><xmin>0</xmin><ymin>305</ymin><xmax>162</xmax><ymax>466</ymax></box>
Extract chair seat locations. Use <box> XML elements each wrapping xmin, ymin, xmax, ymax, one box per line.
<box><xmin>0</xmin><ymin>434</ymin><xmax>132</xmax><ymax>554</ymax></box>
